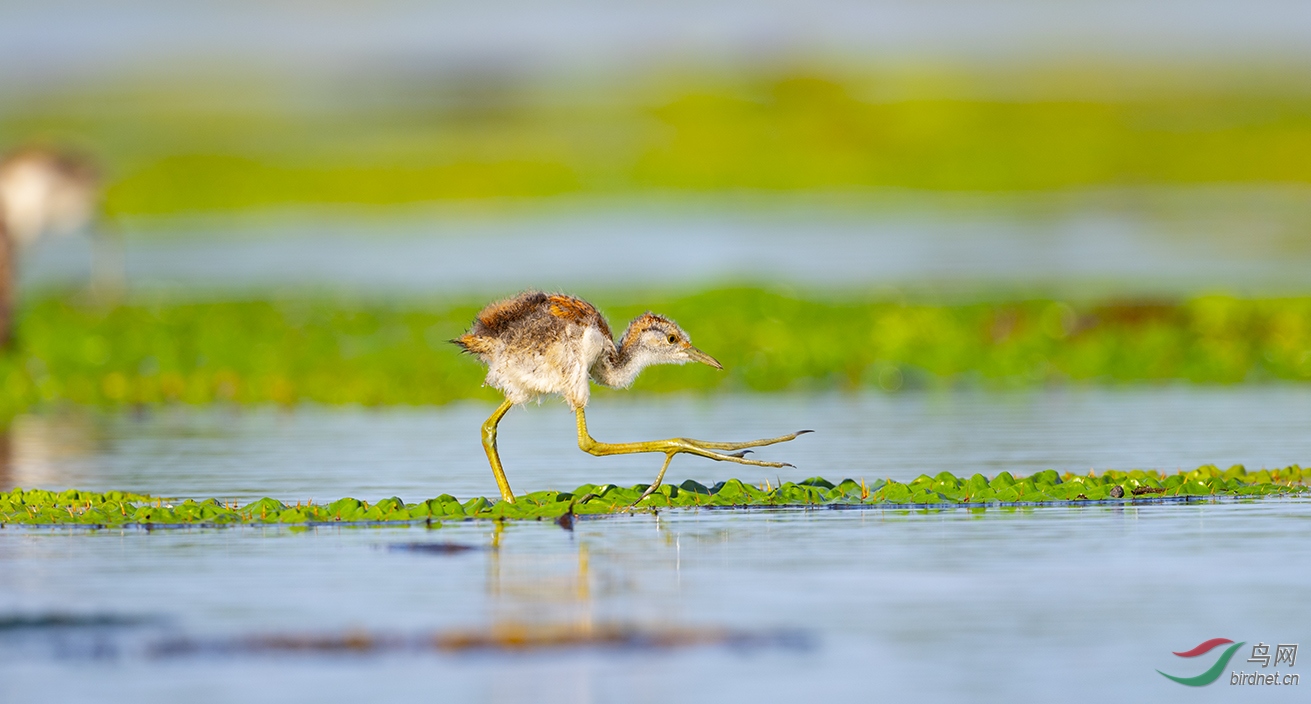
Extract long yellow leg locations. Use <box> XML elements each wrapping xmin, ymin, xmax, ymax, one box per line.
<box><xmin>634</xmin><ymin>453</ymin><xmax>678</xmax><ymax>505</ymax></box>
<box><xmin>481</xmin><ymin>399</ymin><xmax>517</xmax><ymax>503</ymax></box>
<box><xmin>575</xmin><ymin>408</ymin><xmax>812</xmax><ymax>502</ymax></box>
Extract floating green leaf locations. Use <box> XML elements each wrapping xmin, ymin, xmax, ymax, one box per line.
<box><xmin>2</xmin><ymin>464</ymin><xmax>1305</xmax><ymax>527</ymax></box>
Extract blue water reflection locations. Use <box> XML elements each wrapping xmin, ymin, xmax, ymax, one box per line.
<box><xmin>2</xmin><ymin>388</ymin><xmax>1309</xmax><ymax>703</ymax></box>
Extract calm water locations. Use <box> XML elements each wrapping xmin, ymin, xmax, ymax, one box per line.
<box><xmin>4</xmin><ymin>387</ymin><xmax>1310</xmax><ymax>502</ymax></box>
<box><xmin>22</xmin><ymin>191</ymin><xmax>1311</xmax><ymax>297</ymax></box>
<box><xmin>2</xmin><ymin>388</ymin><xmax>1310</xmax><ymax>703</ymax></box>
<box><xmin>8</xmin><ymin>0</ymin><xmax>1311</xmax><ymax>84</ymax></box>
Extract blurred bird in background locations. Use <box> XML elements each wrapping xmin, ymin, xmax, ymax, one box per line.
<box><xmin>0</xmin><ymin>145</ymin><xmax>123</xmax><ymax>345</ymax></box>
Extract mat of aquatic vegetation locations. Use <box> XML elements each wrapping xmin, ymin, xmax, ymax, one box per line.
<box><xmin>4</xmin><ymin>289</ymin><xmax>1311</xmax><ymax>415</ymax></box>
<box><xmin>2</xmin><ymin>465</ymin><xmax>1304</xmax><ymax>527</ymax></box>
<box><xmin>7</xmin><ymin>67</ymin><xmax>1311</xmax><ymax>215</ymax></box>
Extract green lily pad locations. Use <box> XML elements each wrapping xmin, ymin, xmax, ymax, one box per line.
<box><xmin>2</xmin><ymin>463</ymin><xmax>1307</xmax><ymax>526</ymax></box>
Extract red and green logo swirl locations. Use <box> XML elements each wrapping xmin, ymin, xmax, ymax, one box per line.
<box><xmin>1158</xmin><ymin>638</ymin><xmax>1245</xmax><ymax>686</ymax></box>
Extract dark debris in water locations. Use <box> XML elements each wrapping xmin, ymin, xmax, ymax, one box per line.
<box><xmin>0</xmin><ymin>612</ymin><xmax>170</xmax><ymax>662</ymax></box>
<box><xmin>387</xmin><ymin>542</ymin><xmax>481</xmax><ymax>555</ymax></box>
<box><xmin>2</xmin><ymin>465</ymin><xmax>1306</xmax><ymax>527</ymax></box>
<box><xmin>152</xmin><ymin>623</ymin><xmax>808</xmax><ymax>657</ymax></box>
<box><xmin>2</xmin><ymin>616</ymin><xmax>799</xmax><ymax>661</ymax></box>
<box><xmin>0</xmin><ymin>613</ymin><xmax>161</xmax><ymax>631</ymax></box>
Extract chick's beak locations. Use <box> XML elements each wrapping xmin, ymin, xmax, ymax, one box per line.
<box><xmin>686</xmin><ymin>346</ymin><xmax>723</xmax><ymax>369</ymax></box>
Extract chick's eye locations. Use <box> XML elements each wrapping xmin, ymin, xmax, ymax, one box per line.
<box><xmin>667</xmin><ymin>334</ymin><xmax>678</xmax><ymax>344</ymax></box>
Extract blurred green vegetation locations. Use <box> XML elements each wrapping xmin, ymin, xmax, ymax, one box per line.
<box><xmin>3</xmin><ymin>288</ymin><xmax>1311</xmax><ymax>416</ymax></box>
<box><xmin>3</xmin><ymin>464</ymin><xmax>1305</xmax><ymax>525</ymax></box>
<box><xmin>6</xmin><ymin>66</ymin><xmax>1311</xmax><ymax>215</ymax></box>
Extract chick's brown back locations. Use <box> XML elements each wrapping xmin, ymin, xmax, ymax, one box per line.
<box><xmin>454</xmin><ymin>292</ymin><xmax>613</xmax><ymax>358</ymax></box>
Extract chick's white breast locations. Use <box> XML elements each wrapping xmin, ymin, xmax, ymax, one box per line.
<box><xmin>484</xmin><ymin>322</ymin><xmax>609</xmax><ymax>409</ymax></box>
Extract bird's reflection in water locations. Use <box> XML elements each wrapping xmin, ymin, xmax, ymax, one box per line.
<box><xmin>478</xmin><ymin>523</ymin><xmax>620</xmax><ymax>704</ymax></box>
<box><xmin>483</xmin><ymin>521</ymin><xmax>598</xmax><ymax>642</ymax></box>
<box><xmin>0</xmin><ymin>413</ymin><xmax>102</xmax><ymax>491</ymax></box>
<box><xmin>472</xmin><ymin>518</ymin><xmax>767</xmax><ymax>653</ymax></box>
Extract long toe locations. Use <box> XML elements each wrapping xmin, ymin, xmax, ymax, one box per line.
<box><xmin>683</xmin><ymin>430</ymin><xmax>813</xmax><ymax>451</ymax></box>
<box><xmin>707</xmin><ymin>451</ymin><xmax>791</xmax><ymax>468</ymax></box>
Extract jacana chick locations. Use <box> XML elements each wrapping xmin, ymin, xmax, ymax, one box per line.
<box><xmin>455</xmin><ymin>291</ymin><xmax>809</xmax><ymax>503</ymax></box>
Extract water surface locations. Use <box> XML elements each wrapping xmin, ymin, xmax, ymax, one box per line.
<box><xmin>2</xmin><ymin>388</ymin><xmax>1308</xmax><ymax>703</ymax></box>
<box><xmin>3</xmin><ymin>387</ymin><xmax>1309</xmax><ymax>502</ymax></box>
<box><xmin>24</xmin><ymin>191</ymin><xmax>1311</xmax><ymax>297</ymax></box>
<box><xmin>2</xmin><ymin>501</ymin><xmax>1308</xmax><ymax>703</ymax></box>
